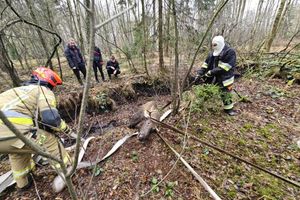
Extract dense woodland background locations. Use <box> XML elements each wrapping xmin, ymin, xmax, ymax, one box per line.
<box><xmin>0</xmin><ymin>0</ymin><xmax>300</xmax><ymax>200</ymax></box>
<box><xmin>1</xmin><ymin>0</ymin><xmax>300</xmax><ymax>88</ymax></box>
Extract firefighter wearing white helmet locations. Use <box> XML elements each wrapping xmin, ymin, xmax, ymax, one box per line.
<box><xmin>0</xmin><ymin>67</ymin><xmax>71</xmax><ymax>190</ymax></box>
<box><xmin>196</xmin><ymin>36</ymin><xmax>237</xmax><ymax>116</ymax></box>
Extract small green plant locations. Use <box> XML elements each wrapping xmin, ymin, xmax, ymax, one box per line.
<box><xmin>183</xmin><ymin>84</ymin><xmax>222</xmax><ymax>114</ymax></box>
<box><xmin>165</xmin><ymin>181</ymin><xmax>177</xmax><ymax>197</ymax></box>
<box><xmin>131</xmin><ymin>150</ymin><xmax>138</xmax><ymax>162</ymax></box>
<box><xmin>95</xmin><ymin>93</ymin><xmax>109</xmax><ymax>110</ymax></box>
<box><xmin>258</xmin><ymin>123</ymin><xmax>279</xmax><ymax>138</ymax></box>
<box><xmin>151</xmin><ymin>177</ymin><xmax>160</xmax><ymax>193</ymax></box>
<box><xmin>92</xmin><ymin>165</ymin><xmax>104</xmax><ymax>177</ymax></box>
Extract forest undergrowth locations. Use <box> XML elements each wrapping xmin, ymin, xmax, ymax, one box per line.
<box><xmin>0</xmin><ymin>60</ymin><xmax>300</xmax><ymax>200</ymax></box>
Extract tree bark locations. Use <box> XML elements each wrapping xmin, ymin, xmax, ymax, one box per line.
<box><xmin>0</xmin><ymin>33</ymin><xmax>21</xmax><ymax>86</ymax></box>
<box><xmin>264</xmin><ymin>0</ymin><xmax>286</xmax><ymax>52</ymax></box>
<box><xmin>141</xmin><ymin>0</ymin><xmax>149</xmax><ymax>76</ymax></box>
<box><xmin>73</xmin><ymin>0</ymin><xmax>85</xmax><ymax>56</ymax></box>
<box><xmin>158</xmin><ymin>0</ymin><xmax>165</xmax><ymax>73</ymax></box>
<box><xmin>25</xmin><ymin>0</ymin><xmax>53</xmax><ymax>69</ymax></box>
<box><xmin>171</xmin><ymin>0</ymin><xmax>180</xmax><ymax>114</ymax></box>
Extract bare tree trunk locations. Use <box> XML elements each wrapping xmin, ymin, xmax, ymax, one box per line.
<box><xmin>73</xmin><ymin>0</ymin><xmax>85</xmax><ymax>56</ymax></box>
<box><xmin>0</xmin><ymin>33</ymin><xmax>21</xmax><ymax>86</ymax></box>
<box><xmin>165</xmin><ymin>0</ymin><xmax>171</xmax><ymax>57</ymax></box>
<box><xmin>66</xmin><ymin>1</ymin><xmax>96</xmax><ymax>200</ymax></box>
<box><xmin>158</xmin><ymin>0</ymin><xmax>165</xmax><ymax>73</ymax></box>
<box><xmin>141</xmin><ymin>0</ymin><xmax>149</xmax><ymax>76</ymax></box>
<box><xmin>85</xmin><ymin>0</ymin><xmax>91</xmax><ymax>46</ymax></box>
<box><xmin>105</xmin><ymin>0</ymin><xmax>118</xmax><ymax>54</ymax></box>
<box><xmin>264</xmin><ymin>0</ymin><xmax>287</xmax><ymax>52</ymax></box>
<box><xmin>99</xmin><ymin>0</ymin><xmax>113</xmax><ymax>55</ymax></box>
<box><xmin>66</xmin><ymin>0</ymin><xmax>79</xmax><ymax>39</ymax></box>
<box><xmin>152</xmin><ymin>0</ymin><xmax>156</xmax><ymax>48</ymax></box>
<box><xmin>7</xmin><ymin>37</ymin><xmax>25</xmax><ymax>71</ymax></box>
<box><xmin>171</xmin><ymin>0</ymin><xmax>179</xmax><ymax>114</ymax></box>
<box><xmin>25</xmin><ymin>0</ymin><xmax>53</xmax><ymax>69</ymax></box>
<box><xmin>249</xmin><ymin>0</ymin><xmax>264</xmax><ymax>49</ymax></box>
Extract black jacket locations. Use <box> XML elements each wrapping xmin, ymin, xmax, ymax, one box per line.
<box><xmin>64</xmin><ymin>45</ymin><xmax>85</xmax><ymax>68</ymax></box>
<box><xmin>106</xmin><ymin>60</ymin><xmax>120</xmax><ymax>70</ymax></box>
<box><xmin>94</xmin><ymin>47</ymin><xmax>103</xmax><ymax>63</ymax></box>
<box><xmin>199</xmin><ymin>44</ymin><xmax>236</xmax><ymax>86</ymax></box>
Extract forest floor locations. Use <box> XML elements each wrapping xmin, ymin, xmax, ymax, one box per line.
<box><xmin>0</xmin><ymin>63</ymin><xmax>300</xmax><ymax>200</ymax></box>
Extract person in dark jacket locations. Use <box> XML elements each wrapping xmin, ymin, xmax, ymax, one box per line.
<box><xmin>106</xmin><ymin>55</ymin><xmax>120</xmax><ymax>79</ymax></box>
<box><xmin>64</xmin><ymin>38</ymin><xmax>86</xmax><ymax>85</ymax></box>
<box><xmin>93</xmin><ymin>46</ymin><xmax>105</xmax><ymax>83</ymax></box>
<box><xmin>196</xmin><ymin>35</ymin><xmax>237</xmax><ymax>116</ymax></box>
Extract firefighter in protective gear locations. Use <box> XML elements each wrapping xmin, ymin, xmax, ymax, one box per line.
<box><xmin>0</xmin><ymin>67</ymin><xmax>72</xmax><ymax>190</ymax></box>
<box><xmin>196</xmin><ymin>36</ymin><xmax>237</xmax><ymax>116</ymax></box>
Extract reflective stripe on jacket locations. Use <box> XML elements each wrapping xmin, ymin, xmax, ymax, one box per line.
<box><xmin>0</xmin><ymin>85</ymin><xmax>61</xmax><ymax>143</ymax></box>
<box><xmin>200</xmin><ymin>44</ymin><xmax>236</xmax><ymax>87</ymax></box>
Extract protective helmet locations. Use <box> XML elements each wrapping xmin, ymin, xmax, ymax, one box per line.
<box><xmin>32</xmin><ymin>67</ymin><xmax>62</xmax><ymax>88</ymax></box>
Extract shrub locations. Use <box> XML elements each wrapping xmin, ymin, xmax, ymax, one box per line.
<box><xmin>183</xmin><ymin>84</ymin><xmax>222</xmax><ymax>114</ymax></box>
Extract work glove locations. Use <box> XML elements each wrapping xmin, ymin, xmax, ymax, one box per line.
<box><xmin>205</xmin><ymin>70</ymin><xmax>212</xmax><ymax>77</ymax></box>
<box><xmin>196</xmin><ymin>69</ymin><xmax>205</xmax><ymax>76</ymax></box>
<box><xmin>72</xmin><ymin>66</ymin><xmax>77</xmax><ymax>69</ymax></box>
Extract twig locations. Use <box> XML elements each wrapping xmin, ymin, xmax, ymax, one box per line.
<box><xmin>0</xmin><ymin>111</ymin><xmax>61</xmax><ymax>163</ymax></box>
<box><xmin>4</xmin><ymin>0</ymin><xmax>62</xmax><ymax>67</ymax></box>
<box><xmin>141</xmin><ymin>101</ymin><xmax>192</xmax><ymax>197</ymax></box>
<box><xmin>181</xmin><ymin>0</ymin><xmax>230</xmax><ymax>90</ymax></box>
<box><xmin>30</xmin><ymin>173</ymin><xmax>42</xmax><ymax>200</ymax></box>
<box><xmin>157</xmin><ymin>133</ymin><xmax>221</xmax><ymax>200</ymax></box>
<box><xmin>95</xmin><ymin>3</ymin><xmax>136</xmax><ymax>30</ymax></box>
<box><xmin>83</xmin><ymin>143</ymin><xmax>102</xmax><ymax>199</ymax></box>
<box><xmin>77</xmin><ymin>0</ymin><xmax>92</xmax><ymax>13</ymax></box>
<box><xmin>150</xmin><ymin>118</ymin><xmax>300</xmax><ymax>188</ymax></box>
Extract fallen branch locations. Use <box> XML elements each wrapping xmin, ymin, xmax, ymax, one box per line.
<box><xmin>150</xmin><ymin>118</ymin><xmax>300</xmax><ymax>188</ymax></box>
<box><xmin>157</xmin><ymin>133</ymin><xmax>221</xmax><ymax>200</ymax></box>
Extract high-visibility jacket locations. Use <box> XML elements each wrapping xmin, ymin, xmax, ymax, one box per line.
<box><xmin>0</xmin><ymin>84</ymin><xmax>67</xmax><ymax>149</ymax></box>
<box><xmin>199</xmin><ymin>44</ymin><xmax>236</xmax><ymax>87</ymax></box>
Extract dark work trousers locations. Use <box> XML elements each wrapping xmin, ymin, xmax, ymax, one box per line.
<box><xmin>107</xmin><ymin>68</ymin><xmax>120</xmax><ymax>79</ymax></box>
<box><xmin>72</xmin><ymin>63</ymin><xmax>86</xmax><ymax>85</ymax></box>
<box><xmin>93</xmin><ymin>62</ymin><xmax>105</xmax><ymax>82</ymax></box>
<box><xmin>220</xmin><ymin>84</ymin><xmax>234</xmax><ymax>110</ymax></box>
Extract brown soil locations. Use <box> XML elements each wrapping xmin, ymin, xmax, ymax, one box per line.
<box><xmin>1</xmin><ymin>74</ymin><xmax>300</xmax><ymax>199</ymax></box>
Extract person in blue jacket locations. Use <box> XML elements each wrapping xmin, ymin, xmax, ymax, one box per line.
<box><xmin>64</xmin><ymin>38</ymin><xmax>86</xmax><ymax>85</ymax></box>
<box><xmin>196</xmin><ymin>35</ymin><xmax>237</xmax><ymax>116</ymax></box>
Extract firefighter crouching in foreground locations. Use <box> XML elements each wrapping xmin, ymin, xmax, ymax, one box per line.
<box><xmin>0</xmin><ymin>67</ymin><xmax>72</xmax><ymax>191</ymax></box>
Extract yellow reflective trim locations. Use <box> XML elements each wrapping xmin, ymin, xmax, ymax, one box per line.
<box><xmin>38</xmin><ymin>134</ymin><xmax>47</xmax><ymax>145</ymax></box>
<box><xmin>224</xmin><ymin>103</ymin><xmax>234</xmax><ymax>110</ymax></box>
<box><xmin>223</xmin><ymin>77</ymin><xmax>234</xmax><ymax>86</ymax></box>
<box><xmin>12</xmin><ymin>161</ymin><xmax>35</xmax><ymax>179</ymax></box>
<box><xmin>0</xmin><ymin>117</ymin><xmax>33</xmax><ymax>125</ymax></box>
<box><xmin>218</xmin><ymin>62</ymin><xmax>232</xmax><ymax>71</ymax></box>
<box><xmin>53</xmin><ymin>155</ymin><xmax>71</xmax><ymax>169</ymax></box>
<box><xmin>60</xmin><ymin>120</ymin><xmax>67</xmax><ymax>131</ymax></box>
<box><xmin>201</xmin><ymin>62</ymin><xmax>208</xmax><ymax>69</ymax></box>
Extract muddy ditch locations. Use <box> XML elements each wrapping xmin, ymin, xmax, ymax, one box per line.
<box><xmin>57</xmin><ymin>76</ymin><xmax>170</xmax><ymax>122</ymax></box>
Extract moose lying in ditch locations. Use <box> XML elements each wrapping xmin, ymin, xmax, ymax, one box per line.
<box><xmin>128</xmin><ymin>101</ymin><xmax>161</xmax><ymax>141</ymax></box>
